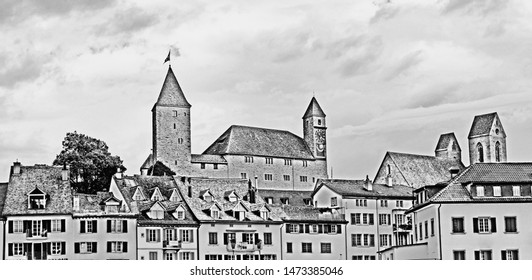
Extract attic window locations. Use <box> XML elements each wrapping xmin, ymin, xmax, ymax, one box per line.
<box><xmin>28</xmin><ymin>188</ymin><xmax>47</xmax><ymax>210</ymax></box>
<box><xmin>260</xmin><ymin>209</ymin><xmax>269</xmax><ymax>220</ymax></box>
<box><xmin>211</xmin><ymin>209</ymin><xmax>219</xmax><ymax>219</ymax></box>
<box><xmin>318</xmin><ymin>119</ymin><xmax>322</xmax><ymax>125</ymax></box>
<box><xmin>170</xmin><ymin>190</ymin><xmax>179</xmax><ymax>202</ymax></box>
<box><xmin>176</xmin><ymin>209</ymin><xmax>185</xmax><ymax>220</ymax></box>
<box><xmin>151</xmin><ymin>188</ymin><xmax>164</xmax><ymax>201</ymax></box>
<box><xmin>233</xmin><ymin>210</ymin><xmax>245</xmax><ymax>221</ymax></box>
<box><xmin>265</xmin><ymin>197</ymin><xmax>273</xmax><ymax>204</ymax></box>
<box><xmin>150</xmin><ymin>209</ymin><xmax>164</xmax><ymax>220</ymax></box>
<box><xmin>280</xmin><ymin>198</ymin><xmax>289</xmax><ymax>205</ymax></box>
<box><xmin>303</xmin><ymin>198</ymin><xmax>312</xmax><ymax>206</ymax></box>
<box><xmin>227</xmin><ymin>193</ymin><xmax>238</xmax><ymax>202</ymax></box>
<box><xmin>203</xmin><ymin>193</ymin><xmax>213</xmax><ymax>202</ymax></box>
<box><xmin>477</xmin><ymin>186</ymin><xmax>485</xmax><ymax>197</ymax></box>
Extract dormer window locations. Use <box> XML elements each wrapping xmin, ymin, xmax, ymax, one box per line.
<box><xmin>148</xmin><ymin>202</ymin><xmax>165</xmax><ymax>220</ymax></box>
<box><xmin>106</xmin><ymin>205</ymin><xmax>119</xmax><ymax>213</ymax></box>
<box><xmin>133</xmin><ymin>187</ymin><xmax>145</xmax><ymax>201</ymax></box>
<box><xmin>174</xmin><ymin>208</ymin><xmax>185</xmax><ymax>220</ymax></box>
<box><xmin>28</xmin><ymin>188</ymin><xmax>47</xmax><ymax>210</ymax></box>
<box><xmin>169</xmin><ymin>189</ymin><xmax>180</xmax><ymax>202</ymax></box>
<box><xmin>280</xmin><ymin>198</ymin><xmax>289</xmax><ymax>205</ymax></box>
<box><xmin>151</xmin><ymin>187</ymin><xmax>164</xmax><ymax>201</ymax></box>
<box><xmin>260</xmin><ymin>209</ymin><xmax>269</xmax><ymax>220</ymax></box>
<box><xmin>265</xmin><ymin>197</ymin><xmax>273</xmax><ymax>204</ymax></box>
<box><xmin>233</xmin><ymin>210</ymin><xmax>245</xmax><ymax>221</ymax></box>
<box><xmin>212</xmin><ymin>209</ymin><xmax>219</xmax><ymax>219</ymax></box>
<box><xmin>513</xmin><ymin>186</ymin><xmax>521</xmax><ymax>197</ymax></box>
<box><xmin>477</xmin><ymin>186</ymin><xmax>485</xmax><ymax>197</ymax></box>
<box><xmin>204</xmin><ymin>194</ymin><xmax>213</xmax><ymax>202</ymax></box>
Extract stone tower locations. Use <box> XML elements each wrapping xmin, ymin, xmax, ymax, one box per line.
<box><xmin>468</xmin><ymin>112</ymin><xmax>507</xmax><ymax>164</ymax></box>
<box><xmin>303</xmin><ymin>97</ymin><xmax>327</xmax><ymax>160</ymax></box>
<box><xmin>435</xmin><ymin>132</ymin><xmax>462</xmax><ymax>161</ymax></box>
<box><xmin>152</xmin><ymin>66</ymin><xmax>192</xmax><ymax>175</ymax></box>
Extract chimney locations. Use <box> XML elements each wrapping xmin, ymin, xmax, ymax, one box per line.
<box><xmin>248</xmin><ymin>179</ymin><xmax>256</xmax><ymax>204</ymax></box>
<box><xmin>364</xmin><ymin>175</ymin><xmax>373</xmax><ymax>191</ymax></box>
<box><xmin>13</xmin><ymin>161</ymin><xmax>21</xmax><ymax>175</ymax></box>
<box><xmin>254</xmin><ymin>175</ymin><xmax>259</xmax><ymax>190</ymax></box>
<box><xmin>386</xmin><ymin>174</ymin><xmax>393</xmax><ymax>187</ymax></box>
<box><xmin>115</xmin><ymin>167</ymin><xmax>123</xmax><ymax>179</ymax></box>
<box><xmin>449</xmin><ymin>167</ymin><xmax>460</xmax><ymax>179</ymax></box>
<box><xmin>61</xmin><ymin>164</ymin><xmax>70</xmax><ymax>181</ymax></box>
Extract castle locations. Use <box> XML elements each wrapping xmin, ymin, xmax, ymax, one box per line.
<box><xmin>140</xmin><ymin>66</ymin><xmax>328</xmax><ymax>190</ymax></box>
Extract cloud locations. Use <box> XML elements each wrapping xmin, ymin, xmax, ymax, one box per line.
<box><xmin>98</xmin><ymin>6</ymin><xmax>159</xmax><ymax>36</ymax></box>
<box><xmin>0</xmin><ymin>0</ymin><xmax>117</xmax><ymax>24</ymax></box>
<box><xmin>370</xmin><ymin>4</ymin><xmax>400</xmax><ymax>24</ymax></box>
<box><xmin>0</xmin><ymin>53</ymin><xmax>50</xmax><ymax>88</ymax></box>
<box><xmin>336</xmin><ymin>36</ymin><xmax>384</xmax><ymax>77</ymax></box>
<box><xmin>383</xmin><ymin>49</ymin><xmax>424</xmax><ymax>80</ymax></box>
<box><xmin>440</xmin><ymin>0</ymin><xmax>509</xmax><ymax>16</ymax></box>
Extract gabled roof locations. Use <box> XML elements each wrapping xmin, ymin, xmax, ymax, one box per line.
<box><xmin>270</xmin><ymin>205</ymin><xmax>347</xmax><ymax>223</ymax></box>
<box><xmin>3</xmin><ymin>165</ymin><xmax>73</xmax><ymax>215</ymax></box>
<box><xmin>258</xmin><ymin>189</ymin><xmax>313</xmax><ymax>206</ymax></box>
<box><xmin>0</xmin><ymin>183</ymin><xmax>8</xmax><ymax>218</ymax></box>
<box><xmin>153</xmin><ymin>66</ymin><xmax>190</xmax><ymax>108</ymax></box>
<box><xmin>191</xmin><ymin>154</ymin><xmax>227</xmax><ymax>164</ymax></box>
<box><xmin>435</xmin><ymin>132</ymin><xmax>461</xmax><ymax>152</ymax></box>
<box><xmin>177</xmin><ymin>177</ymin><xmax>283</xmax><ymax>223</ymax></box>
<box><xmin>468</xmin><ymin>112</ymin><xmax>504</xmax><ymax>138</ymax></box>
<box><xmin>454</xmin><ymin>163</ymin><xmax>532</xmax><ymax>183</ymax></box>
<box><xmin>314</xmin><ymin>179</ymin><xmax>413</xmax><ymax>199</ymax></box>
<box><xmin>202</xmin><ymin>125</ymin><xmax>314</xmax><ymax>160</ymax></box>
<box><xmin>302</xmin><ymin>97</ymin><xmax>326</xmax><ymax>119</ymax></box>
<box><xmin>382</xmin><ymin>152</ymin><xmax>465</xmax><ymax>189</ymax></box>
<box><xmin>140</xmin><ymin>154</ymin><xmax>154</xmax><ymax>170</ymax></box>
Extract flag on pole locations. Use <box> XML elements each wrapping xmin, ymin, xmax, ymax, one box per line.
<box><xmin>163</xmin><ymin>50</ymin><xmax>171</xmax><ymax>64</ymax></box>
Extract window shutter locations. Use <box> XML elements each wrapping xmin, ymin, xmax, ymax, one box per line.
<box><xmin>156</xmin><ymin>229</ymin><xmax>161</xmax><ymax>242</ymax></box>
<box><xmin>8</xmin><ymin>244</ymin><xmax>13</xmax><ymax>256</ymax></box>
<box><xmin>191</xmin><ymin>252</ymin><xmax>195</xmax><ymax>260</ymax></box>
<box><xmin>107</xmin><ymin>220</ymin><xmax>112</xmax><ymax>232</ymax></box>
<box><xmin>242</xmin><ymin>233</ymin><xmax>246</xmax><ymax>243</ymax></box>
<box><xmin>74</xmin><ymin>243</ymin><xmax>80</xmax><ymax>254</ymax></box>
<box><xmin>107</xmin><ymin>242</ymin><xmax>112</xmax><ymax>253</ymax></box>
<box><xmin>474</xmin><ymin>251</ymin><xmax>480</xmax><ymax>260</ymax></box>
<box><xmin>61</xmin><ymin>242</ymin><xmax>66</xmax><ymax>255</ymax></box>
<box><xmin>324</xmin><ymin>225</ymin><xmax>330</xmax><ymax>234</ymax></box>
<box><xmin>490</xmin><ymin>217</ymin><xmax>497</xmax><ymax>233</ymax></box>
<box><xmin>92</xmin><ymin>242</ymin><xmax>98</xmax><ymax>253</ymax></box>
<box><xmin>8</xmin><ymin>221</ymin><xmax>13</xmax><ymax>234</ymax></box>
<box><xmin>43</xmin><ymin>220</ymin><xmax>51</xmax><ymax>232</ymax></box>
<box><xmin>189</xmin><ymin>230</ymin><xmax>194</xmax><ymax>242</ymax></box>
<box><xmin>46</xmin><ymin>242</ymin><xmax>51</xmax><ymax>255</ymax></box>
<box><xmin>92</xmin><ymin>220</ymin><xmax>97</xmax><ymax>233</ymax></box>
<box><xmin>501</xmin><ymin>251</ymin><xmax>506</xmax><ymax>260</ymax></box>
<box><xmin>122</xmin><ymin>220</ymin><xmax>128</xmax><ymax>233</ymax></box>
<box><xmin>123</xmin><ymin>242</ymin><xmax>128</xmax><ymax>253</ymax></box>
<box><xmin>473</xmin><ymin>218</ymin><xmax>479</xmax><ymax>233</ymax></box>
<box><xmin>337</xmin><ymin>225</ymin><xmax>342</xmax><ymax>233</ymax></box>
<box><xmin>23</xmin><ymin>220</ymin><xmax>30</xmax><ymax>233</ymax></box>
<box><xmin>369</xmin><ymin>235</ymin><xmax>375</xmax><ymax>247</ymax></box>
<box><xmin>388</xmin><ymin>214</ymin><xmax>391</xmax><ymax>225</ymax></box>
<box><xmin>61</xmin><ymin>219</ymin><xmax>66</xmax><ymax>232</ymax></box>
<box><xmin>224</xmin><ymin>233</ymin><xmax>228</xmax><ymax>245</ymax></box>
<box><xmin>254</xmin><ymin>233</ymin><xmax>259</xmax><ymax>244</ymax></box>
<box><xmin>369</xmin><ymin>214</ymin><xmax>374</xmax><ymax>225</ymax></box>
<box><xmin>286</xmin><ymin>225</ymin><xmax>290</xmax><ymax>233</ymax></box>
<box><xmin>80</xmin><ymin>221</ymin><xmax>86</xmax><ymax>233</ymax></box>
<box><xmin>299</xmin><ymin>224</ymin><xmax>304</xmax><ymax>233</ymax></box>
<box><xmin>318</xmin><ymin>225</ymin><xmax>323</xmax><ymax>233</ymax></box>
<box><xmin>305</xmin><ymin>224</ymin><xmax>310</xmax><ymax>233</ymax></box>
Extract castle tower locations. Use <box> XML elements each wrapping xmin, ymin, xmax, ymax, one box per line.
<box><xmin>303</xmin><ymin>97</ymin><xmax>327</xmax><ymax>160</ymax></box>
<box><xmin>435</xmin><ymin>132</ymin><xmax>462</xmax><ymax>161</ymax></box>
<box><xmin>152</xmin><ymin>66</ymin><xmax>192</xmax><ymax>175</ymax></box>
<box><xmin>468</xmin><ymin>112</ymin><xmax>507</xmax><ymax>164</ymax></box>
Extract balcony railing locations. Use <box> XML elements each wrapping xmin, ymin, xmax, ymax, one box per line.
<box><xmin>393</xmin><ymin>223</ymin><xmax>412</xmax><ymax>231</ymax></box>
<box><xmin>26</xmin><ymin>230</ymin><xmax>48</xmax><ymax>239</ymax></box>
<box><xmin>163</xmin><ymin>240</ymin><xmax>182</xmax><ymax>249</ymax></box>
<box><xmin>226</xmin><ymin>242</ymin><xmax>263</xmax><ymax>252</ymax></box>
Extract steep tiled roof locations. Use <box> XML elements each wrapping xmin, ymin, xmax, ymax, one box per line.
<box><xmin>0</xmin><ymin>183</ymin><xmax>8</xmax><ymax>218</ymax></box>
<box><xmin>468</xmin><ymin>112</ymin><xmax>501</xmax><ymax>138</ymax></box>
<box><xmin>315</xmin><ymin>179</ymin><xmax>413</xmax><ymax>199</ymax></box>
<box><xmin>435</xmin><ymin>132</ymin><xmax>461</xmax><ymax>152</ymax></box>
<box><xmin>154</xmin><ymin>66</ymin><xmax>190</xmax><ymax>108</ymax></box>
<box><xmin>3</xmin><ymin>165</ymin><xmax>73</xmax><ymax>215</ymax></box>
<box><xmin>177</xmin><ymin>177</ymin><xmax>283</xmax><ymax>223</ymax></box>
<box><xmin>191</xmin><ymin>154</ymin><xmax>227</xmax><ymax>164</ymax></box>
<box><xmin>73</xmin><ymin>192</ymin><xmax>137</xmax><ymax>217</ymax></box>
<box><xmin>202</xmin><ymin>125</ymin><xmax>314</xmax><ymax>160</ymax></box>
<box><xmin>140</xmin><ymin>154</ymin><xmax>154</xmax><ymax>169</ymax></box>
<box><xmin>455</xmin><ymin>163</ymin><xmax>532</xmax><ymax>183</ymax></box>
<box><xmin>113</xmin><ymin>175</ymin><xmax>196</xmax><ymax>225</ymax></box>
<box><xmin>258</xmin><ymin>189</ymin><xmax>313</xmax><ymax>206</ymax></box>
<box><xmin>302</xmin><ymin>97</ymin><xmax>326</xmax><ymax>118</ymax></box>
<box><xmin>387</xmin><ymin>152</ymin><xmax>465</xmax><ymax>189</ymax></box>
<box><xmin>270</xmin><ymin>205</ymin><xmax>346</xmax><ymax>223</ymax></box>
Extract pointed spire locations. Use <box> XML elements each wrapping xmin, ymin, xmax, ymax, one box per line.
<box><xmin>302</xmin><ymin>97</ymin><xmax>326</xmax><ymax>119</ymax></box>
<box><xmin>154</xmin><ymin>66</ymin><xmax>191</xmax><ymax>108</ymax></box>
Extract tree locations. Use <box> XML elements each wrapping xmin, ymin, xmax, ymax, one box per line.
<box><xmin>53</xmin><ymin>131</ymin><xmax>125</xmax><ymax>194</ymax></box>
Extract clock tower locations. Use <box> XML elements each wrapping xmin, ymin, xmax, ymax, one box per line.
<box><xmin>303</xmin><ymin>97</ymin><xmax>327</xmax><ymax>159</ymax></box>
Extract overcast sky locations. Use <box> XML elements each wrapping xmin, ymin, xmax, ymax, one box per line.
<box><xmin>1</xmin><ymin>0</ymin><xmax>532</xmax><ymax>182</ymax></box>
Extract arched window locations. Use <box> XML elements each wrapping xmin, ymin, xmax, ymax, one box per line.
<box><xmin>495</xmin><ymin>142</ymin><xmax>501</xmax><ymax>162</ymax></box>
<box><xmin>387</xmin><ymin>164</ymin><xmax>391</xmax><ymax>175</ymax></box>
<box><xmin>477</xmin><ymin>143</ymin><xmax>484</xmax><ymax>163</ymax></box>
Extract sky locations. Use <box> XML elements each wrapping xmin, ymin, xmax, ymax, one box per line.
<box><xmin>1</xmin><ymin>0</ymin><xmax>532</xmax><ymax>182</ymax></box>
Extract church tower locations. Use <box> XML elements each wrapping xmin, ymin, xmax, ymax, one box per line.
<box><xmin>468</xmin><ymin>112</ymin><xmax>507</xmax><ymax>164</ymax></box>
<box><xmin>303</xmin><ymin>97</ymin><xmax>327</xmax><ymax>160</ymax></box>
<box><xmin>152</xmin><ymin>66</ymin><xmax>192</xmax><ymax>175</ymax></box>
<box><xmin>435</xmin><ymin>132</ymin><xmax>462</xmax><ymax>161</ymax></box>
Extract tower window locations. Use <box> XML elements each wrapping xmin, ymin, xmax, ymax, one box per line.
<box><xmin>200</xmin><ymin>163</ymin><xmax>205</xmax><ymax>169</ymax></box>
<box><xmin>173</xmin><ymin>111</ymin><xmax>178</xmax><ymax>117</ymax></box>
<box><xmin>387</xmin><ymin>164</ymin><xmax>391</xmax><ymax>176</ymax></box>
<box><xmin>245</xmin><ymin>156</ymin><xmax>254</xmax><ymax>163</ymax></box>
<box><xmin>495</xmin><ymin>142</ymin><xmax>501</xmax><ymax>162</ymax></box>
<box><xmin>213</xmin><ymin>164</ymin><xmax>218</xmax><ymax>170</ymax></box>
<box><xmin>178</xmin><ymin>138</ymin><xmax>183</xmax><ymax>144</ymax></box>
<box><xmin>174</xmin><ymin>123</ymin><xmax>176</xmax><ymax>129</ymax></box>
<box><xmin>477</xmin><ymin>143</ymin><xmax>484</xmax><ymax>163</ymax></box>
<box><xmin>318</xmin><ymin>119</ymin><xmax>322</xmax><ymax>125</ymax></box>
<box><xmin>303</xmin><ymin>160</ymin><xmax>308</xmax><ymax>167</ymax></box>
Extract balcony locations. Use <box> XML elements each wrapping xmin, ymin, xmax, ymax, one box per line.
<box><xmin>226</xmin><ymin>242</ymin><xmax>263</xmax><ymax>252</ymax></box>
<box><xmin>26</xmin><ymin>230</ymin><xmax>48</xmax><ymax>240</ymax></box>
<box><xmin>393</xmin><ymin>223</ymin><xmax>412</xmax><ymax>232</ymax></box>
<box><xmin>163</xmin><ymin>240</ymin><xmax>182</xmax><ymax>249</ymax></box>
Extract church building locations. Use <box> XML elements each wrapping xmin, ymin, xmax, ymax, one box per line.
<box><xmin>141</xmin><ymin>66</ymin><xmax>328</xmax><ymax>190</ymax></box>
